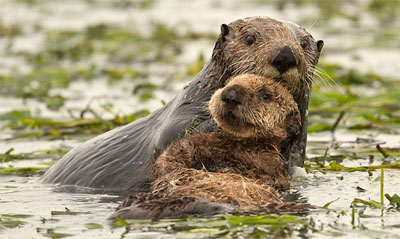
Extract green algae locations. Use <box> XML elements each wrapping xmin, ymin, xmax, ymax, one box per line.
<box><xmin>174</xmin><ymin>53</ymin><xmax>207</xmax><ymax>82</ymax></box>
<box><xmin>0</xmin><ymin>166</ymin><xmax>47</xmax><ymax>176</ymax></box>
<box><xmin>84</xmin><ymin>222</ymin><xmax>104</xmax><ymax>229</ymax></box>
<box><xmin>0</xmin><ymin>109</ymin><xmax>149</xmax><ymax>140</ymax></box>
<box><xmin>308</xmin><ymin>63</ymin><xmax>400</xmax><ymax>133</ymax></box>
<box><xmin>111</xmin><ymin>214</ymin><xmax>307</xmax><ymax>239</ymax></box>
<box><xmin>322</xmin><ymin>197</ymin><xmax>340</xmax><ymax>209</ymax></box>
<box><xmin>0</xmin><ymin>218</ymin><xmax>27</xmax><ymax>228</ymax></box>
<box><xmin>32</xmin><ymin>22</ymin><xmax>183</xmax><ymax>64</ymax></box>
<box><xmin>1</xmin><ymin>214</ymin><xmax>33</xmax><ymax>219</ymax></box>
<box><xmin>385</xmin><ymin>194</ymin><xmax>400</xmax><ymax>209</ymax></box>
<box><xmin>256</xmin><ymin>0</ymin><xmax>399</xmax><ymax>25</ymax></box>
<box><xmin>132</xmin><ymin>82</ymin><xmax>158</xmax><ymax>101</ymax></box>
<box><xmin>51</xmin><ymin>211</ymin><xmax>91</xmax><ymax>216</ymax></box>
<box><xmin>102</xmin><ymin>67</ymin><xmax>141</xmax><ymax>82</ymax></box>
<box><xmin>0</xmin><ymin>21</ymin><xmax>205</xmax><ymax>104</ymax></box>
<box><xmin>0</xmin><ymin>67</ymin><xmax>73</xmax><ymax>98</ymax></box>
<box><xmin>369</xmin><ymin>0</ymin><xmax>400</xmax><ymax>23</ymax></box>
<box><xmin>0</xmin><ymin>148</ymin><xmax>68</xmax><ymax>175</ymax></box>
<box><xmin>0</xmin><ymin>20</ymin><xmax>22</xmax><ymax>38</ymax></box>
<box><xmin>45</xmin><ymin>95</ymin><xmax>65</xmax><ymax>111</ymax></box>
<box><xmin>36</xmin><ymin>228</ymin><xmax>73</xmax><ymax>238</ymax></box>
<box><xmin>305</xmin><ymin>161</ymin><xmax>400</xmax><ymax>172</ymax></box>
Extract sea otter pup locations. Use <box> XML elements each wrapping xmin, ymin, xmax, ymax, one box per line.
<box><xmin>111</xmin><ymin>74</ymin><xmax>301</xmax><ymax>219</ymax></box>
<box><xmin>42</xmin><ymin>16</ymin><xmax>323</xmax><ymax>192</ymax></box>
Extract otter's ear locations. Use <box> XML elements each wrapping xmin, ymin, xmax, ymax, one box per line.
<box><xmin>316</xmin><ymin>40</ymin><xmax>324</xmax><ymax>52</ymax></box>
<box><xmin>220</xmin><ymin>24</ymin><xmax>233</xmax><ymax>41</ymax></box>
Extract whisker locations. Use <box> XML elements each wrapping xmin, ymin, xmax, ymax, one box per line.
<box><xmin>306</xmin><ymin>17</ymin><xmax>319</xmax><ymax>31</ymax></box>
<box><xmin>313</xmin><ymin>67</ymin><xmax>345</xmax><ymax>94</ymax></box>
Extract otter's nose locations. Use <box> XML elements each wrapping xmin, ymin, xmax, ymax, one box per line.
<box><xmin>272</xmin><ymin>46</ymin><xmax>297</xmax><ymax>74</ymax></box>
<box><xmin>222</xmin><ymin>89</ymin><xmax>241</xmax><ymax>105</ymax></box>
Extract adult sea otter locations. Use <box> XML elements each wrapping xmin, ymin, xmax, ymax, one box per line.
<box><xmin>42</xmin><ymin>16</ymin><xmax>324</xmax><ymax>192</ymax></box>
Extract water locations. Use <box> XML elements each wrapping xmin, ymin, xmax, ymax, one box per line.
<box><xmin>0</xmin><ymin>0</ymin><xmax>399</xmax><ymax>238</ymax></box>
<box><xmin>1</xmin><ymin>175</ymin><xmax>124</xmax><ymax>239</ymax></box>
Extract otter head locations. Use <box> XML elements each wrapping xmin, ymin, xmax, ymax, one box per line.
<box><xmin>209</xmin><ymin>74</ymin><xmax>301</xmax><ymax>140</ymax></box>
<box><xmin>212</xmin><ymin>17</ymin><xmax>324</xmax><ymax>94</ymax></box>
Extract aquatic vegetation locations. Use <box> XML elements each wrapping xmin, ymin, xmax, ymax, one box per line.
<box><xmin>173</xmin><ymin>53</ymin><xmax>207</xmax><ymax>82</ymax></box>
<box><xmin>0</xmin><ymin>215</ymin><xmax>32</xmax><ymax>230</ymax></box>
<box><xmin>369</xmin><ymin>0</ymin><xmax>400</xmax><ymax>23</ymax></box>
<box><xmin>0</xmin><ymin>20</ymin><xmax>216</xmax><ymax>110</ymax></box>
<box><xmin>322</xmin><ymin>197</ymin><xmax>340</xmax><ymax>209</ymax></box>
<box><xmin>1</xmin><ymin>214</ymin><xmax>33</xmax><ymax>218</ymax></box>
<box><xmin>111</xmin><ymin>214</ymin><xmax>307</xmax><ymax>238</ymax></box>
<box><xmin>45</xmin><ymin>94</ymin><xmax>65</xmax><ymax>111</ymax></box>
<box><xmin>51</xmin><ymin>210</ymin><xmax>90</xmax><ymax>216</ymax></box>
<box><xmin>29</xmin><ymin>22</ymin><xmax>182</xmax><ymax>64</ymax></box>
<box><xmin>36</xmin><ymin>228</ymin><xmax>73</xmax><ymax>238</ymax></box>
<box><xmin>305</xmin><ymin>161</ymin><xmax>400</xmax><ymax>172</ymax></box>
<box><xmin>0</xmin><ymin>148</ymin><xmax>68</xmax><ymax>162</ymax></box>
<box><xmin>348</xmin><ymin>168</ymin><xmax>400</xmax><ymax>232</ymax></box>
<box><xmin>84</xmin><ymin>222</ymin><xmax>104</xmax><ymax>229</ymax></box>
<box><xmin>0</xmin><ymin>166</ymin><xmax>47</xmax><ymax>176</ymax></box>
<box><xmin>132</xmin><ymin>82</ymin><xmax>157</xmax><ymax>101</ymax></box>
<box><xmin>0</xmin><ymin>20</ymin><xmax>22</xmax><ymax>38</ymax></box>
<box><xmin>0</xmin><ymin>67</ymin><xmax>74</xmax><ymax>98</ymax></box>
<box><xmin>0</xmin><ymin>218</ymin><xmax>27</xmax><ymax>229</ymax></box>
<box><xmin>101</xmin><ymin>67</ymin><xmax>141</xmax><ymax>82</ymax></box>
<box><xmin>385</xmin><ymin>194</ymin><xmax>400</xmax><ymax>210</ymax></box>
<box><xmin>255</xmin><ymin>0</ymin><xmax>399</xmax><ymax>25</ymax></box>
<box><xmin>0</xmin><ymin>109</ymin><xmax>149</xmax><ymax>140</ymax></box>
<box><xmin>308</xmin><ymin>63</ymin><xmax>400</xmax><ymax>133</ymax></box>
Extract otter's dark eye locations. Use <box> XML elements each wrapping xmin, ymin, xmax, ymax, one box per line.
<box><xmin>262</xmin><ymin>93</ymin><xmax>270</xmax><ymax>102</ymax></box>
<box><xmin>300</xmin><ymin>39</ymin><xmax>308</xmax><ymax>49</ymax></box>
<box><xmin>245</xmin><ymin>35</ymin><xmax>256</xmax><ymax>46</ymax></box>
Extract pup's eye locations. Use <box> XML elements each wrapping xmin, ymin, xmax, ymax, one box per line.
<box><xmin>245</xmin><ymin>35</ymin><xmax>256</xmax><ymax>46</ymax></box>
<box><xmin>262</xmin><ymin>93</ymin><xmax>270</xmax><ymax>101</ymax></box>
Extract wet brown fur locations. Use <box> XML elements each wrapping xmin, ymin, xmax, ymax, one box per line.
<box><xmin>213</xmin><ymin>17</ymin><xmax>322</xmax><ymax>94</ymax></box>
<box><xmin>42</xmin><ymin>16</ymin><xmax>323</xmax><ymax>193</ymax></box>
<box><xmin>210</xmin><ymin>16</ymin><xmax>323</xmax><ymax>168</ymax></box>
<box><xmin>112</xmin><ymin>74</ymin><xmax>302</xmax><ymax>219</ymax></box>
<box><xmin>151</xmin><ymin>74</ymin><xmax>299</xmax><ymax>207</ymax></box>
<box><xmin>209</xmin><ymin>74</ymin><xmax>300</xmax><ymax>139</ymax></box>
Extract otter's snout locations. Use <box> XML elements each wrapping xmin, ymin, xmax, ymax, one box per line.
<box><xmin>221</xmin><ymin>88</ymin><xmax>241</xmax><ymax>106</ymax></box>
<box><xmin>272</xmin><ymin>46</ymin><xmax>297</xmax><ymax>74</ymax></box>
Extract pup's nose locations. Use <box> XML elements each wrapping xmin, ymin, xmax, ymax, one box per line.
<box><xmin>222</xmin><ymin>89</ymin><xmax>241</xmax><ymax>105</ymax></box>
<box><xmin>272</xmin><ymin>46</ymin><xmax>297</xmax><ymax>74</ymax></box>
